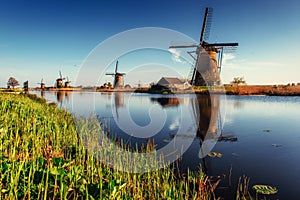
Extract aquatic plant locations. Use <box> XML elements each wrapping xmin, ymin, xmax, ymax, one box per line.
<box><xmin>0</xmin><ymin>93</ymin><xmax>218</xmax><ymax>199</ymax></box>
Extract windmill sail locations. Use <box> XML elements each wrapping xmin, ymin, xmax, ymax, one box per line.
<box><xmin>169</xmin><ymin>7</ymin><xmax>238</xmax><ymax>86</ymax></box>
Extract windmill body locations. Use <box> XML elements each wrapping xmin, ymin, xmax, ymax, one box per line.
<box><xmin>37</xmin><ymin>78</ymin><xmax>45</xmax><ymax>90</ymax></box>
<box><xmin>56</xmin><ymin>70</ymin><xmax>65</xmax><ymax>88</ymax></box>
<box><xmin>170</xmin><ymin>7</ymin><xmax>238</xmax><ymax>86</ymax></box>
<box><xmin>65</xmin><ymin>77</ymin><xmax>71</xmax><ymax>88</ymax></box>
<box><xmin>106</xmin><ymin>61</ymin><xmax>126</xmax><ymax>88</ymax></box>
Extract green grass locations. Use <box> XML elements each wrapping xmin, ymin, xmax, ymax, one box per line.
<box><xmin>0</xmin><ymin>93</ymin><xmax>218</xmax><ymax>199</ymax></box>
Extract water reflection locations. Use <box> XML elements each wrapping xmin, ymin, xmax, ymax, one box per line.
<box><xmin>31</xmin><ymin>90</ymin><xmax>300</xmax><ymax>199</ymax></box>
<box><xmin>150</xmin><ymin>97</ymin><xmax>180</xmax><ymax>107</ymax></box>
<box><xmin>113</xmin><ymin>92</ymin><xmax>124</xmax><ymax>119</ymax></box>
<box><xmin>55</xmin><ymin>91</ymin><xmax>71</xmax><ymax>107</ymax></box>
<box><xmin>194</xmin><ymin>94</ymin><xmax>220</xmax><ymax>140</ymax></box>
<box><xmin>40</xmin><ymin>90</ymin><xmax>45</xmax><ymax>98</ymax></box>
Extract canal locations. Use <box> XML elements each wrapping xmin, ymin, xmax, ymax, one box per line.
<box><xmin>32</xmin><ymin>90</ymin><xmax>300</xmax><ymax>199</ymax></box>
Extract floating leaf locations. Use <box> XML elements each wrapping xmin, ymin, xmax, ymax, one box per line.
<box><xmin>215</xmin><ymin>152</ymin><xmax>222</xmax><ymax>158</ymax></box>
<box><xmin>207</xmin><ymin>152</ymin><xmax>222</xmax><ymax>158</ymax></box>
<box><xmin>163</xmin><ymin>139</ymin><xmax>171</xmax><ymax>143</ymax></box>
<box><xmin>207</xmin><ymin>152</ymin><xmax>215</xmax><ymax>157</ymax></box>
<box><xmin>272</xmin><ymin>144</ymin><xmax>282</xmax><ymax>147</ymax></box>
<box><xmin>252</xmin><ymin>185</ymin><xmax>278</xmax><ymax>195</ymax></box>
<box><xmin>263</xmin><ymin>130</ymin><xmax>272</xmax><ymax>133</ymax></box>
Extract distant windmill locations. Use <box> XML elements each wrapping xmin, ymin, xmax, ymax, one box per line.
<box><xmin>105</xmin><ymin>61</ymin><xmax>126</xmax><ymax>88</ymax></box>
<box><xmin>37</xmin><ymin>78</ymin><xmax>45</xmax><ymax>90</ymax></box>
<box><xmin>65</xmin><ymin>76</ymin><xmax>71</xmax><ymax>88</ymax></box>
<box><xmin>56</xmin><ymin>70</ymin><xmax>65</xmax><ymax>88</ymax></box>
<box><xmin>169</xmin><ymin>7</ymin><xmax>238</xmax><ymax>86</ymax></box>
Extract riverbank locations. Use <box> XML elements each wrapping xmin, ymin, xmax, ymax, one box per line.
<box><xmin>0</xmin><ymin>93</ymin><xmax>218</xmax><ymax>199</ymax></box>
<box><xmin>3</xmin><ymin>84</ymin><xmax>300</xmax><ymax>96</ymax></box>
<box><xmin>191</xmin><ymin>85</ymin><xmax>300</xmax><ymax>96</ymax></box>
<box><xmin>224</xmin><ymin>85</ymin><xmax>300</xmax><ymax>96</ymax></box>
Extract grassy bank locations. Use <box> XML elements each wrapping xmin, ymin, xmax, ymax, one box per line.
<box><xmin>192</xmin><ymin>85</ymin><xmax>300</xmax><ymax>96</ymax></box>
<box><xmin>0</xmin><ymin>93</ymin><xmax>218</xmax><ymax>199</ymax></box>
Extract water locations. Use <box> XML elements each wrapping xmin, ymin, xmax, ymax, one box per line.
<box><xmin>33</xmin><ymin>91</ymin><xmax>300</xmax><ymax>199</ymax></box>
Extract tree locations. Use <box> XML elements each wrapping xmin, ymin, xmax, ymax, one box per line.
<box><xmin>7</xmin><ymin>77</ymin><xmax>19</xmax><ymax>89</ymax></box>
<box><xmin>231</xmin><ymin>77</ymin><xmax>246</xmax><ymax>85</ymax></box>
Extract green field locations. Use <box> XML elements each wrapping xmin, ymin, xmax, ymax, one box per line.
<box><xmin>0</xmin><ymin>93</ymin><xmax>220</xmax><ymax>200</ymax></box>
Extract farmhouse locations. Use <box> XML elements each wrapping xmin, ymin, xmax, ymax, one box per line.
<box><xmin>157</xmin><ymin>77</ymin><xmax>190</xmax><ymax>90</ymax></box>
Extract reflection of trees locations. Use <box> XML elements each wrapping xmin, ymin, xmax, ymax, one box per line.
<box><xmin>150</xmin><ymin>97</ymin><xmax>180</xmax><ymax>108</ymax></box>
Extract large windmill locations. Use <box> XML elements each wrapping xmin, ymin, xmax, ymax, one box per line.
<box><xmin>105</xmin><ymin>61</ymin><xmax>126</xmax><ymax>88</ymax></box>
<box><xmin>169</xmin><ymin>7</ymin><xmax>238</xmax><ymax>86</ymax></box>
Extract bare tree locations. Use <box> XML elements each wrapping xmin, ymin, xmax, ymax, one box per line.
<box><xmin>231</xmin><ymin>77</ymin><xmax>246</xmax><ymax>85</ymax></box>
<box><xmin>7</xmin><ymin>77</ymin><xmax>19</xmax><ymax>89</ymax></box>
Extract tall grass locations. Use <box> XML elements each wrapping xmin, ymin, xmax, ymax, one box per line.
<box><xmin>0</xmin><ymin>93</ymin><xmax>219</xmax><ymax>199</ymax></box>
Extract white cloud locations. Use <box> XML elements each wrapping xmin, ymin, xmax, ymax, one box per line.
<box><xmin>168</xmin><ymin>48</ymin><xmax>184</xmax><ymax>63</ymax></box>
<box><xmin>169</xmin><ymin>116</ymin><xmax>180</xmax><ymax>131</ymax></box>
<box><xmin>222</xmin><ymin>53</ymin><xmax>282</xmax><ymax>71</ymax></box>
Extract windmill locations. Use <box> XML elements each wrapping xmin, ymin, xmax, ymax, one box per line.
<box><xmin>169</xmin><ymin>7</ymin><xmax>238</xmax><ymax>86</ymax></box>
<box><xmin>56</xmin><ymin>70</ymin><xmax>65</xmax><ymax>88</ymax></box>
<box><xmin>65</xmin><ymin>76</ymin><xmax>71</xmax><ymax>88</ymax></box>
<box><xmin>105</xmin><ymin>61</ymin><xmax>126</xmax><ymax>88</ymax></box>
<box><xmin>37</xmin><ymin>78</ymin><xmax>45</xmax><ymax>90</ymax></box>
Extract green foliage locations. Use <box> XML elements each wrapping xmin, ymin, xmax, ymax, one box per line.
<box><xmin>231</xmin><ymin>77</ymin><xmax>246</xmax><ymax>85</ymax></box>
<box><xmin>0</xmin><ymin>93</ymin><xmax>217</xmax><ymax>199</ymax></box>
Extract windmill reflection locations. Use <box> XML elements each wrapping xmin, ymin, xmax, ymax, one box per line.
<box><xmin>40</xmin><ymin>90</ymin><xmax>45</xmax><ymax>98</ymax></box>
<box><xmin>152</xmin><ymin>94</ymin><xmax>237</xmax><ymax>173</ymax></box>
<box><xmin>55</xmin><ymin>91</ymin><xmax>70</xmax><ymax>108</ymax></box>
<box><xmin>113</xmin><ymin>92</ymin><xmax>124</xmax><ymax>119</ymax></box>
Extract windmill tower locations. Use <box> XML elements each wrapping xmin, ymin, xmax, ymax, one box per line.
<box><xmin>37</xmin><ymin>78</ymin><xmax>45</xmax><ymax>90</ymax></box>
<box><xmin>56</xmin><ymin>70</ymin><xmax>65</xmax><ymax>88</ymax></box>
<box><xmin>65</xmin><ymin>77</ymin><xmax>71</xmax><ymax>88</ymax></box>
<box><xmin>169</xmin><ymin>7</ymin><xmax>238</xmax><ymax>86</ymax></box>
<box><xmin>105</xmin><ymin>61</ymin><xmax>126</xmax><ymax>88</ymax></box>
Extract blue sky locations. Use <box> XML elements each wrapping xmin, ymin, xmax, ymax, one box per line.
<box><xmin>0</xmin><ymin>0</ymin><xmax>300</xmax><ymax>87</ymax></box>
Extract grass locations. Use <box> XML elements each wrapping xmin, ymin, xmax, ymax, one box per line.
<box><xmin>0</xmin><ymin>93</ymin><xmax>219</xmax><ymax>199</ymax></box>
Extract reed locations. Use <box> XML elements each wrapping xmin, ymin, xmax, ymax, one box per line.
<box><xmin>0</xmin><ymin>93</ymin><xmax>218</xmax><ymax>199</ymax></box>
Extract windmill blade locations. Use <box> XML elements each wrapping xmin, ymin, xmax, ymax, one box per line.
<box><xmin>59</xmin><ymin>70</ymin><xmax>62</xmax><ymax>79</ymax></box>
<box><xmin>41</xmin><ymin>78</ymin><xmax>43</xmax><ymax>83</ymax></box>
<box><xmin>200</xmin><ymin>7</ymin><xmax>213</xmax><ymax>44</ymax></box>
<box><xmin>106</xmin><ymin>73</ymin><xmax>115</xmax><ymax>76</ymax></box>
<box><xmin>205</xmin><ymin>42</ymin><xmax>239</xmax><ymax>47</ymax></box>
<box><xmin>115</xmin><ymin>61</ymin><xmax>119</xmax><ymax>74</ymax></box>
<box><xmin>169</xmin><ymin>44</ymin><xmax>199</xmax><ymax>49</ymax></box>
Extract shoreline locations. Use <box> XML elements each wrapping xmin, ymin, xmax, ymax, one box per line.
<box><xmin>2</xmin><ymin>85</ymin><xmax>300</xmax><ymax>96</ymax></box>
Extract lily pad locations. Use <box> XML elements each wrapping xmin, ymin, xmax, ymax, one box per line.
<box><xmin>207</xmin><ymin>152</ymin><xmax>222</xmax><ymax>158</ymax></box>
<box><xmin>263</xmin><ymin>129</ymin><xmax>272</xmax><ymax>133</ymax></box>
<box><xmin>163</xmin><ymin>139</ymin><xmax>171</xmax><ymax>143</ymax></box>
<box><xmin>272</xmin><ymin>144</ymin><xmax>282</xmax><ymax>147</ymax></box>
<box><xmin>252</xmin><ymin>185</ymin><xmax>278</xmax><ymax>195</ymax></box>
